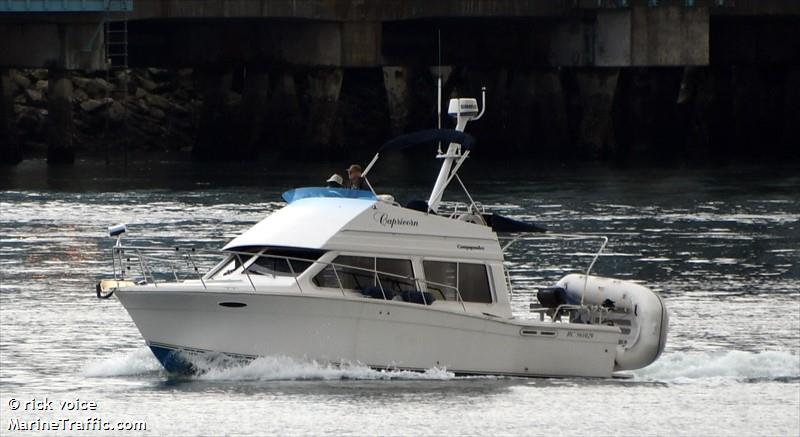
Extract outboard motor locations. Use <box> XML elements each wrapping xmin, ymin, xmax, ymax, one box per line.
<box><xmin>536</xmin><ymin>286</ymin><xmax>568</xmax><ymax>308</ymax></box>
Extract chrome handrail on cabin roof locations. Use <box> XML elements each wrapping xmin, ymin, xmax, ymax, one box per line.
<box><xmin>109</xmin><ymin>245</ymin><xmax>470</xmax><ymax>312</ymax></box>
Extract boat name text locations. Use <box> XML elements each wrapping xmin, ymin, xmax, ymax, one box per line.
<box><xmin>457</xmin><ymin>244</ymin><xmax>485</xmax><ymax>251</ymax></box>
<box><xmin>566</xmin><ymin>331</ymin><xmax>594</xmax><ymax>339</ymax></box>
<box><xmin>373</xmin><ymin>212</ymin><xmax>419</xmax><ymax>229</ymax></box>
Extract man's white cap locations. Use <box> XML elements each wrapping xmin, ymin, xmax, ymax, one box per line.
<box><xmin>326</xmin><ymin>174</ymin><xmax>344</xmax><ymax>185</ymax></box>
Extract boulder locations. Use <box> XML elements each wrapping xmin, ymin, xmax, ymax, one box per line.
<box><xmin>86</xmin><ymin>78</ymin><xmax>113</xmax><ymax>98</ymax></box>
<box><xmin>71</xmin><ymin>77</ymin><xmax>91</xmax><ymax>89</ymax></box>
<box><xmin>10</xmin><ymin>70</ymin><xmax>30</xmax><ymax>89</ymax></box>
<box><xmin>30</xmin><ymin>69</ymin><xmax>48</xmax><ymax>81</ymax></box>
<box><xmin>114</xmin><ymin>70</ymin><xmax>129</xmax><ymax>83</ymax></box>
<box><xmin>147</xmin><ymin>68</ymin><xmax>171</xmax><ymax>81</ymax></box>
<box><xmin>135</xmin><ymin>99</ymin><xmax>149</xmax><ymax>113</ymax></box>
<box><xmin>149</xmin><ymin>107</ymin><xmax>165</xmax><ymax>119</ymax></box>
<box><xmin>137</xmin><ymin>76</ymin><xmax>158</xmax><ymax>92</ymax></box>
<box><xmin>34</xmin><ymin>80</ymin><xmax>48</xmax><ymax>92</ymax></box>
<box><xmin>24</xmin><ymin>89</ymin><xmax>43</xmax><ymax>105</ymax></box>
<box><xmin>134</xmin><ymin>87</ymin><xmax>149</xmax><ymax>99</ymax></box>
<box><xmin>80</xmin><ymin>98</ymin><xmax>111</xmax><ymax>112</ymax></box>
<box><xmin>170</xmin><ymin>102</ymin><xmax>189</xmax><ymax>115</ymax></box>
<box><xmin>145</xmin><ymin>93</ymin><xmax>170</xmax><ymax>110</ymax></box>
<box><xmin>107</xmin><ymin>101</ymin><xmax>126</xmax><ymax>122</ymax></box>
<box><xmin>73</xmin><ymin>88</ymin><xmax>89</xmax><ymax>103</ymax></box>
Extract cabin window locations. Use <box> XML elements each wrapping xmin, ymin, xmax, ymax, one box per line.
<box><xmin>313</xmin><ymin>255</ymin><xmax>415</xmax><ymax>292</ymax></box>
<box><xmin>457</xmin><ymin>262</ymin><xmax>492</xmax><ymax>303</ymax></box>
<box><xmin>244</xmin><ymin>248</ymin><xmax>322</xmax><ymax>277</ymax></box>
<box><xmin>422</xmin><ymin>261</ymin><xmax>458</xmax><ymax>300</ymax></box>
<box><xmin>423</xmin><ymin>261</ymin><xmax>492</xmax><ymax>303</ymax></box>
<box><xmin>376</xmin><ymin>258</ymin><xmax>416</xmax><ymax>292</ymax></box>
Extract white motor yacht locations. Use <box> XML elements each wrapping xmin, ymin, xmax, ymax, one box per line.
<box><xmin>98</xmin><ymin>91</ymin><xmax>668</xmax><ymax>378</ymax></box>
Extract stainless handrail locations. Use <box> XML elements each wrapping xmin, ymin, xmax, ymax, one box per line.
<box><xmin>109</xmin><ymin>245</ymin><xmax>473</xmax><ymax>312</ymax></box>
<box><xmin>502</xmin><ymin>233</ymin><xmax>610</xmax><ymax>306</ymax></box>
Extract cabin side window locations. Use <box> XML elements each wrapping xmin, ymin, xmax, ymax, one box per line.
<box><xmin>422</xmin><ymin>261</ymin><xmax>492</xmax><ymax>303</ymax></box>
<box><xmin>313</xmin><ymin>255</ymin><xmax>416</xmax><ymax>292</ymax></box>
<box><xmin>457</xmin><ymin>262</ymin><xmax>492</xmax><ymax>303</ymax></box>
<box><xmin>376</xmin><ymin>258</ymin><xmax>416</xmax><ymax>292</ymax></box>
<box><xmin>422</xmin><ymin>261</ymin><xmax>458</xmax><ymax>300</ymax></box>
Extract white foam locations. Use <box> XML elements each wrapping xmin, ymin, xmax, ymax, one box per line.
<box><xmin>81</xmin><ymin>347</ymin><xmax>459</xmax><ymax>381</ymax></box>
<box><xmin>633</xmin><ymin>350</ymin><xmax>800</xmax><ymax>382</ymax></box>
<box><xmin>81</xmin><ymin>347</ymin><xmax>162</xmax><ymax>377</ymax></box>
<box><xmin>193</xmin><ymin>355</ymin><xmax>457</xmax><ymax>381</ymax></box>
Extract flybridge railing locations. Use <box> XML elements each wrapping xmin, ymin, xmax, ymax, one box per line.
<box><xmin>108</xmin><ymin>245</ymin><xmax>470</xmax><ymax>312</ymax></box>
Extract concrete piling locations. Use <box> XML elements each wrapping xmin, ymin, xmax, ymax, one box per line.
<box><xmin>46</xmin><ymin>69</ymin><xmax>75</xmax><ymax>164</ymax></box>
<box><xmin>193</xmin><ymin>69</ymin><xmax>233</xmax><ymax>161</ymax></box>
<box><xmin>236</xmin><ymin>68</ymin><xmax>269</xmax><ymax>156</ymax></box>
<box><xmin>306</xmin><ymin>68</ymin><xmax>343</xmax><ymax>148</ymax></box>
<box><xmin>383</xmin><ymin>66</ymin><xmax>411</xmax><ymax>136</ymax></box>
<box><xmin>575</xmin><ymin>69</ymin><xmax>619</xmax><ymax>158</ymax></box>
<box><xmin>265</xmin><ymin>70</ymin><xmax>303</xmax><ymax>153</ymax></box>
<box><xmin>0</xmin><ymin>69</ymin><xmax>22</xmax><ymax>164</ymax></box>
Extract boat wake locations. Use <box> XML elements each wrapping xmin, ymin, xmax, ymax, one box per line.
<box><xmin>82</xmin><ymin>348</ymin><xmax>799</xmax><ymax>383</ymax></box>
<box><xmin>81</xmin><ymin>347</ymin><xmax>163</xmax><ymax>377</ymax></box>
<box><xmin>633</xmin><ymin>350</ymin><xmax>800</xmax><ymax>383</ymax></box>
<box><xmin>191</xmin><ymin>355</ymin><xmax>458</xmax><ymax>381</ymax></box>
<box><xmin>81</xmin><ymin>347</ymin><xmax>460</xmax><ymax>381</ymax></box>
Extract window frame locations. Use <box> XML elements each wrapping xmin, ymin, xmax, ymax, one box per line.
<box><xmin>209</xmin><ymin>247</ymin><xmax>324</xmax><ymax>280</ymax></box>
<box><xmin>421</xmin><ymin>258</ymin><xmax>495</xmax><ymax>304</ymax></box>
<box><xmin>311</xmin><ymin>252</ymin><xmax>419</xmax><ymax>293</ymax></box>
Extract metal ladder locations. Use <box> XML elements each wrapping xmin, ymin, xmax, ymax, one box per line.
<box><xmin>104</xmin><ymin>1</ymin><xmax>129</xmax><ymax>70</ymax></box>
<box><xmin>102</xmin><ymin>0</ymin><xmax>131</xmax><ymax>166</ymax></box>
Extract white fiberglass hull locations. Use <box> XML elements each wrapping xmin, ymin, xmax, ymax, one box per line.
<box><xmin>116</xmin><ymin>286</ymin><xmax>620</xmax><ymax>378</ymax></box>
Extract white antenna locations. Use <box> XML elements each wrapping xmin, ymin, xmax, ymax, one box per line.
<box><xmin>437</xmin><ymin>77</ymin><xmax>442</xmax><ymax>153</ymax></box>
<box><xmin>436</xmin><ymin>28</ymin><xmax>442</xmax><ymax>154</ymax></box>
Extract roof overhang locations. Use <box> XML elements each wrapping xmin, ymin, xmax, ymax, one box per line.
<box><xmin>222</xmin><ymin>197</ymin><xmax>376</xmax><ymax>251</ymax></box>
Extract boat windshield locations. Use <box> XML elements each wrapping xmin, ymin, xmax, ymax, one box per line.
<box><xmin>282</xmin><ymin>187</ymin><xmax>377</xmax><ymax>204</ymax></box>
<box><xmin>210</xmin><ymin>248</ymin><xmax>324</xmax><ymax>279</ymax></box>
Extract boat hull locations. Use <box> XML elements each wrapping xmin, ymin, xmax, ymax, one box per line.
<box><xmin>116</xmin><ymin>287</ymin><xmax>620</xmax><ymax>378</ymax></box>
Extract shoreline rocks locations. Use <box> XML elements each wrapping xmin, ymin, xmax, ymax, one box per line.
<box><xmin>7</xmin><ymin>68</ymin><xmax>200</xmax><ymax>158</ymax></box>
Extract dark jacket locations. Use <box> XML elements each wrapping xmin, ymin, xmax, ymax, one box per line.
<box><xmin>349</xmin><ymin>177</ymin><xmax>369</xmax><ymax>191</ymax></box>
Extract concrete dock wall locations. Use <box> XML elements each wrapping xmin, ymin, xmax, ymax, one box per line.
<box><xmin>1</xmin><ymin>0</ymin><xmax>798</xmax><ymax>164</ymax></box>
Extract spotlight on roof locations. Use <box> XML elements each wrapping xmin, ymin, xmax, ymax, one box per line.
<box><xmin>108</xmin><ymin>223</ymin><xmax>127</xmax><ymax>238</ymax></box>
